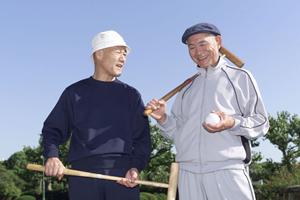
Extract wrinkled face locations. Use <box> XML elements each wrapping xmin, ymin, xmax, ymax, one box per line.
<box><xmin>187</xmin><ymin>33</ymin><xmax>221</xmax><ymax>68</ymax></box>
<box><xmin>94</xmin><ymin>46</ymin><xmax>128</xmax><ymax>78</ymax></box>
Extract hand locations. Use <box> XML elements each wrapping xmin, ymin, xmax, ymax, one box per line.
<box><xmin>44</xmin><ymin>157</ymin><xmax>65</xmax><ymax>180</ymax></box>
<box><xmin>202</xmin><ymin>111</ymin><xmax>235</xmax><ymax>133</ymax></box>
<box><xmin>145</xmin><ymin>99</ymin><xmax>167</xmax><ymax>124</ymax></box>
<box><xmin>117</xmin><ymin>168</ymin><xmax>139</xmax><ymax>188</ymax></box>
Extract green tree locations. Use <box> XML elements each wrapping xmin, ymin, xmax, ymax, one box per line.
<box><xmin>140</xmin><ymin>124</ymin><xmax>175</xmax><ymax>193</ymax></box>
<box><xmin>5</xmin><ymin>149</ymin><xmax>32</xmax><ymax>179</ymax></box>
<box><xmin>15</xmin><ymin>195</ymin><xmax>36</xmax><ymax>200</ymax></box>
<box><xmin>3</xmin><ymin>124</ymin><xmax>173</xmax><ymax>198</ymax></box>
<box><xmin>4</xmin><ymin>146</ymin><xmax>44</xmax><ymax>195</ymax></box>
<box><xmin>265</xmin><ymin>111</ymin><xmax>300</xmax><ymax>172</ymax></box>
<box><xmin>140</xmin><ymin>192</ymin><xmax>158</xmax><ymax>200</ymax></box>
<box><xmin>0</xmin><ymin>163</ymin><xmax>24</xmax><ymax>200</ymax></box>
<box><xmin>250</xmin><ymin>152</ymin><xmax>281</xmax><ymax>183</ymax></box>
<box><xmin>3</xmin><ymin>141</ymin><xmax>70</xmax><ymax>197</ymax></box>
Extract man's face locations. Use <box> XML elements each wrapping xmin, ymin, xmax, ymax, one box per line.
<box><xmin>94</xmin><ymin>46</ymin><xmax>128</xmax><ymax>78</ymax></box>
<box><xmin>187</xmin><ymin>33</ymin><xmax>221</xmax><ymax>68</ymax></box>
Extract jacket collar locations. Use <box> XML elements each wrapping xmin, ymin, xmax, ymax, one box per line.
<box><xmin>196</xmin><ymin>56</ymin><xmax>227</xmax><ymax>76</ymax></box>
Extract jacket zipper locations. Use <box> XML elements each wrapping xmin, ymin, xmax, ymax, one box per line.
<box><xmin>199</xmin><ymin>70</ymin><xmax>207</xmax><ymax>166</ymax></box>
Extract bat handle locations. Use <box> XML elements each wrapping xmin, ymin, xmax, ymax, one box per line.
<box><xmin>219</xmin><ymin>46</ymin><xmax>244</xmax><ymax>68</ymax></box>
<box><xmin>144</xmin><ymin>74</ymin><xmax>199</xmax><ymax>116</ymax></box>
<box><xmin>27</xmin><ymin>163</ymin><xmax>45</xmax><ymax>172</ymax></box>
<box><xmin>144</xmin><ymin>109</ymin><xmax>153</xmax><ymax>116</ymax></box>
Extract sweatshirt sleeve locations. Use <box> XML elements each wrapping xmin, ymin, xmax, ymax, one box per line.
<box><xmin>42</xmin><ymin>89</ymin><xmax>73</xmax><ymax>159</ymax></box>
<box><xmin>130</xmin><ymin>91</ymin><xmax>151</xmax><ymax>171</ymax></box>
<box><xmin>156</xmin><ymin>90</ymin><xmax>185</xmax><ymax>140</ymax></box>
<box><xmin>229</xmin><ymin>71</ymin><xmax>269</xmax><ymax>139</ymax></box>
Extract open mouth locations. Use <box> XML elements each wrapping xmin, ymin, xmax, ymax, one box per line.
<box><xmin>197</xmin><ymin>55</ymin><xmax>208</xmax><ymax>62</ymax></box>
<box><xmin>197</xmin><ymin>54</ymin><xmax>208</xmax><ymax>61</ymax></box>
<box><xmin>116</xmin><ymin>64</ymin><xmax>123</xmax><ymax>68</ymax></box>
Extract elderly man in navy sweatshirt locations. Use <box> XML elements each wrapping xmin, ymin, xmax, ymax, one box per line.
<box><xmin>42</xmin><ymin>30</ymin><xmax>151</xmax><ymax>200</ymax></box>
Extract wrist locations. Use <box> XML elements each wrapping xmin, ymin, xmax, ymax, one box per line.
<box><xmin>228</xmin><ymin>117</ymin><xmax>235</xmax><ymax>129</ymax></box>
<box><xmin>130</xmin><ymin>168</ymin><xmax>139</xmax><ymax>173</ymax></box>
<box><xmin>157</xmin><ymin>113</ymin><xmax>167</xmax><ymax>124</ymax></box>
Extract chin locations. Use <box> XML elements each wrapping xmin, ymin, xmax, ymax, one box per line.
<box><xmin>198</xmin><ymin>63</ymin><xmax>209</xmax><ymax>68</ymax></box>
<box><xmin>115</xmin><ymin>73</ymin><xmax>122</xmax><ymax>77</ymax></box>
<box><xmin>113</xmin><ymin>69</ymin><xmax>123</xmax><ymax>77</ymax></box>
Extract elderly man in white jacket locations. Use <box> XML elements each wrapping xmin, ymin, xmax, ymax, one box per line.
<box><xmin>146</xmin><ymin>23</ymin><xmax>269</xmax><ymax>200</ymax></box>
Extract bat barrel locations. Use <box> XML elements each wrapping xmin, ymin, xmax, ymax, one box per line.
<box><xmin>167</xmin><ymin>163</ymin><xmax>179</xmax><ymax>200</ymax></box>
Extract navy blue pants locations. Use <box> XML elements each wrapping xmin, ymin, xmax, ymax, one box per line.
<box><xmin>68</xmin><ymin>156</ymin><xmax>140</xmax><ymax>200</ymax></box>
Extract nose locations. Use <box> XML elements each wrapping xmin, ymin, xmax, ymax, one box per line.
<box><xmin>119</xmin><ymin>54</ymin><xmax>126</xmax><ymax>62</ymax></box>
<box><xmin>195</xmin><ymin>45</ymin><xmax>205</xmax><ymax>53</ymax></box>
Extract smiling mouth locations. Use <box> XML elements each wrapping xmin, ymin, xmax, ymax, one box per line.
<box><xmin>198</xmin><ymin>56</ymin><xmax>208</xmax><ymax>62</ymax></box>
<box><xmin>197</xmin><ymin>53</ymin><xmax>208</xmax><ymax>60</ymax></box>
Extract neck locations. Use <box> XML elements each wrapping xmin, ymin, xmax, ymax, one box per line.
<box><xmin>211</xmin><ymin>56</ymin><xmax>221</xmax><ymax>67</ymax></box>
<box><xmin>93</xmin><ymin>65</ymin><xmax>116</xmax><ymax>82</ymax></box>
<box><xmin>92</xmin><ymin>73</ymin><xmax>116</xmax><ymax>82</ymax></box>
<box><xmin>198</xmin><ymin>56</ymin><xmax>221</xmax><ymax>69</ymax></box>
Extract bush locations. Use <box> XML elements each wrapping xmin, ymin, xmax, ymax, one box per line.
<box><xmin>155</xmin><ymin>193</ymin><xmax>167</xmax><ymax>200</ymax></box>
<box><xmin>16</xmin><ymin>195</ymin><xmax>36</xmax><ymax>200</ymax></box>
<box><xmin>254</xmin><ymin>165</ymin><xmax>300</xmax><ymax>200</ymax></box>
<box><xmin>140</xmin><ymin>192</ymin><xmax>158</xmax><ymax>200</ymax></box>
<box><xmin>0</xmin><ymin>164</ymin><xmax>23</xmax><ymax>199</ymax></box>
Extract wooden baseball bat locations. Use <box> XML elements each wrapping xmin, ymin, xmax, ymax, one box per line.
<box><xmin>144</xmin><ymin>47</ymin><xmax>244</xmax><ymax>116</ymax></box>
<box><xmin>144</xmin><ymin>73</ymin><xmax>199</xmax><ymax>116</ymax></box>
<box><xmin>26</xmin><ymin>163</ymin><xmax>169</xmax><ymax>188</ymax></box>
<box><xmin>220</xmin><ymin>46</ymin><xmax>244</xmax><ymax>68</ymax></box>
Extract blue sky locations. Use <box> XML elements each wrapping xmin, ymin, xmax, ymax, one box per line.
<box><xmin>1</xmin><ymin>1</ymin><xmax>300</xmax><ymax>162</ymax></box>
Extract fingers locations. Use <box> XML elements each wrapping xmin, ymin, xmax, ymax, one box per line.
<box><xmin>146</xmin><ymin>99</ymin><xmax>162</xmax><ymax>110</ymax></box>
<box><xmin>203</xmin><ymin>122</ymin><xmax>223</xmax><ymax>133</ymax></box>
<box><xmin>203</xmin><ymin>111</ymin><xmax>224</xmax><ymax>133</ymax></box>
<box><xmin>116</xmin><ymin>178</ymin><xmax>132</xmax><ymax>187</ymax></box>
<box><xmin>117</xmin><ymin>178</ymin><xmax>137</xmax><ymax>188</ymax></box>
<box><xmin>117</xmin><ymin>168</ymin><xmax>139</xmax><ymax>188</ymax></box>
<box><xmin>148</xmin><ymin>99</ymin><xmax>166</xmax><ymax>108</ymax></box>
<box><xmin>57</xmin><ymin>166</ymin><xmax>65</xmax><ymax>180</ymax></box>
<box><xmin>145</xmin><ymin>99</ymin><xmax>167</xmax><ymax>122</ymax></box>
<box><xmin>44</xmin><ymin>157</ymin><xmax>65</xmax><ymax>180</ymax></box>
<box><xmin>202</xmin><ymin>111</ymin><xmax>234</xmax><ymax>133</ymax></box>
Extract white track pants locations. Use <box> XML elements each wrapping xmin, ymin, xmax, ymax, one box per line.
<box><xmin>178</xmin><ymin>169</ymin><xmax>256</xmax><ymax>200</ymax></box>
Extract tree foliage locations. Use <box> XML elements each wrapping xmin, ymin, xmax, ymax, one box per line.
<box><xmin>0</xmin><ymin>163</ymin><xmax>24</xmax><ymax>200</ymax></box>
<box><xmin>4</xmin><ymin>146</ymin><xmax>44</xmax><ymax>195</ymax></box>
<box><xmin>3</xmin><ymin>112</ymin><xmax>300</xmax><ymax>199</ymax></box>
<box><xmin>265</xmin><ymin>111</ymin><xmax>300</xmax><ymax>172</ymax></box>
<box><xmin>250</xmin><ymin>152</ymin><xmax>280</xmax><ymax>182</ymax></box>
<box><xmin>139</xmin><ymin>124</ymin><xmax>175</xmax><ymax>193</ymax></box>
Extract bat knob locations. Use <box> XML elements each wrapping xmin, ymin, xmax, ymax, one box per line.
<box><xmin>144</xmin><ymin>109</ymin><xmax>153</xmax><ymax>116</ymax></box>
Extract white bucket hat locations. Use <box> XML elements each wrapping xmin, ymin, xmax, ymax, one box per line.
<box><xmin>91</xmin><ymin>30</ymin><xmax>130</xmax><ymax>54</ymax></box>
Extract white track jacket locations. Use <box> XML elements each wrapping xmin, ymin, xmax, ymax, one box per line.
<box><xmin>158</xmin><ymin>57</ymin><xmax>269</xmax><ymax>173</ymax></box>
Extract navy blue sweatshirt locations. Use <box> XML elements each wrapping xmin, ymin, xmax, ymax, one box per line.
<box><xmin>42</xmin><ymin>77</ymin><xmax>151</xmax><ymax>171</ymax></box>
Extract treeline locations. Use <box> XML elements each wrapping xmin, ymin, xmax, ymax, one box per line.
<box><xmin>1</xmin><ymin>111</ymin><xmax>300</xmax><ymax>200</ymax></box>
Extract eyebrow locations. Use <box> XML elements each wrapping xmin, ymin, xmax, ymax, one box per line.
<box><xmin>114</xmin><ymin>47</ymin><xmax>126</xmax><ymax>52</ymax></box>
<box><xmin>188</xmin><ymin>40</ymin><xmax>208</xmax><ymax>46</ymax></box>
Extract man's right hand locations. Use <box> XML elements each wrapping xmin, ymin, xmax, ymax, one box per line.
<box><xmin>44</xmin><ymin>157</ymin><xmax>65</xmax><ymax>180</ymax></box>
<box><xmin>146</xmin><ymin>99</ymin><xmax>167</xmax><ymax>124</ymax></box>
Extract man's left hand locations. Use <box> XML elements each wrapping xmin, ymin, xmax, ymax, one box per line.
<box><xmin>117</xmin><ymin>168</ymin><xmax>139</xmax><ymax>188</ymax></box>
<box><xmin>203</xmin><ymin>111</ymin><xmax>235</xmax><ymax>133</ymax></box>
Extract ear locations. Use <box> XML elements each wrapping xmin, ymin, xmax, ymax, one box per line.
<box><xmin>93</xmin><ymin>50</ymin><xmax>103</xmax><ymax>61</ymax></box>
<box><xmin>215</xmin><ymin>35</ymin><xmax>222</xmax><ymax>49</ymax></box>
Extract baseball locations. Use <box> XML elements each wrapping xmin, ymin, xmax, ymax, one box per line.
<box><xmin>205</xmin><ymin>113</ymin><xmax>221</xmax><ymax>125</ymax></box>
